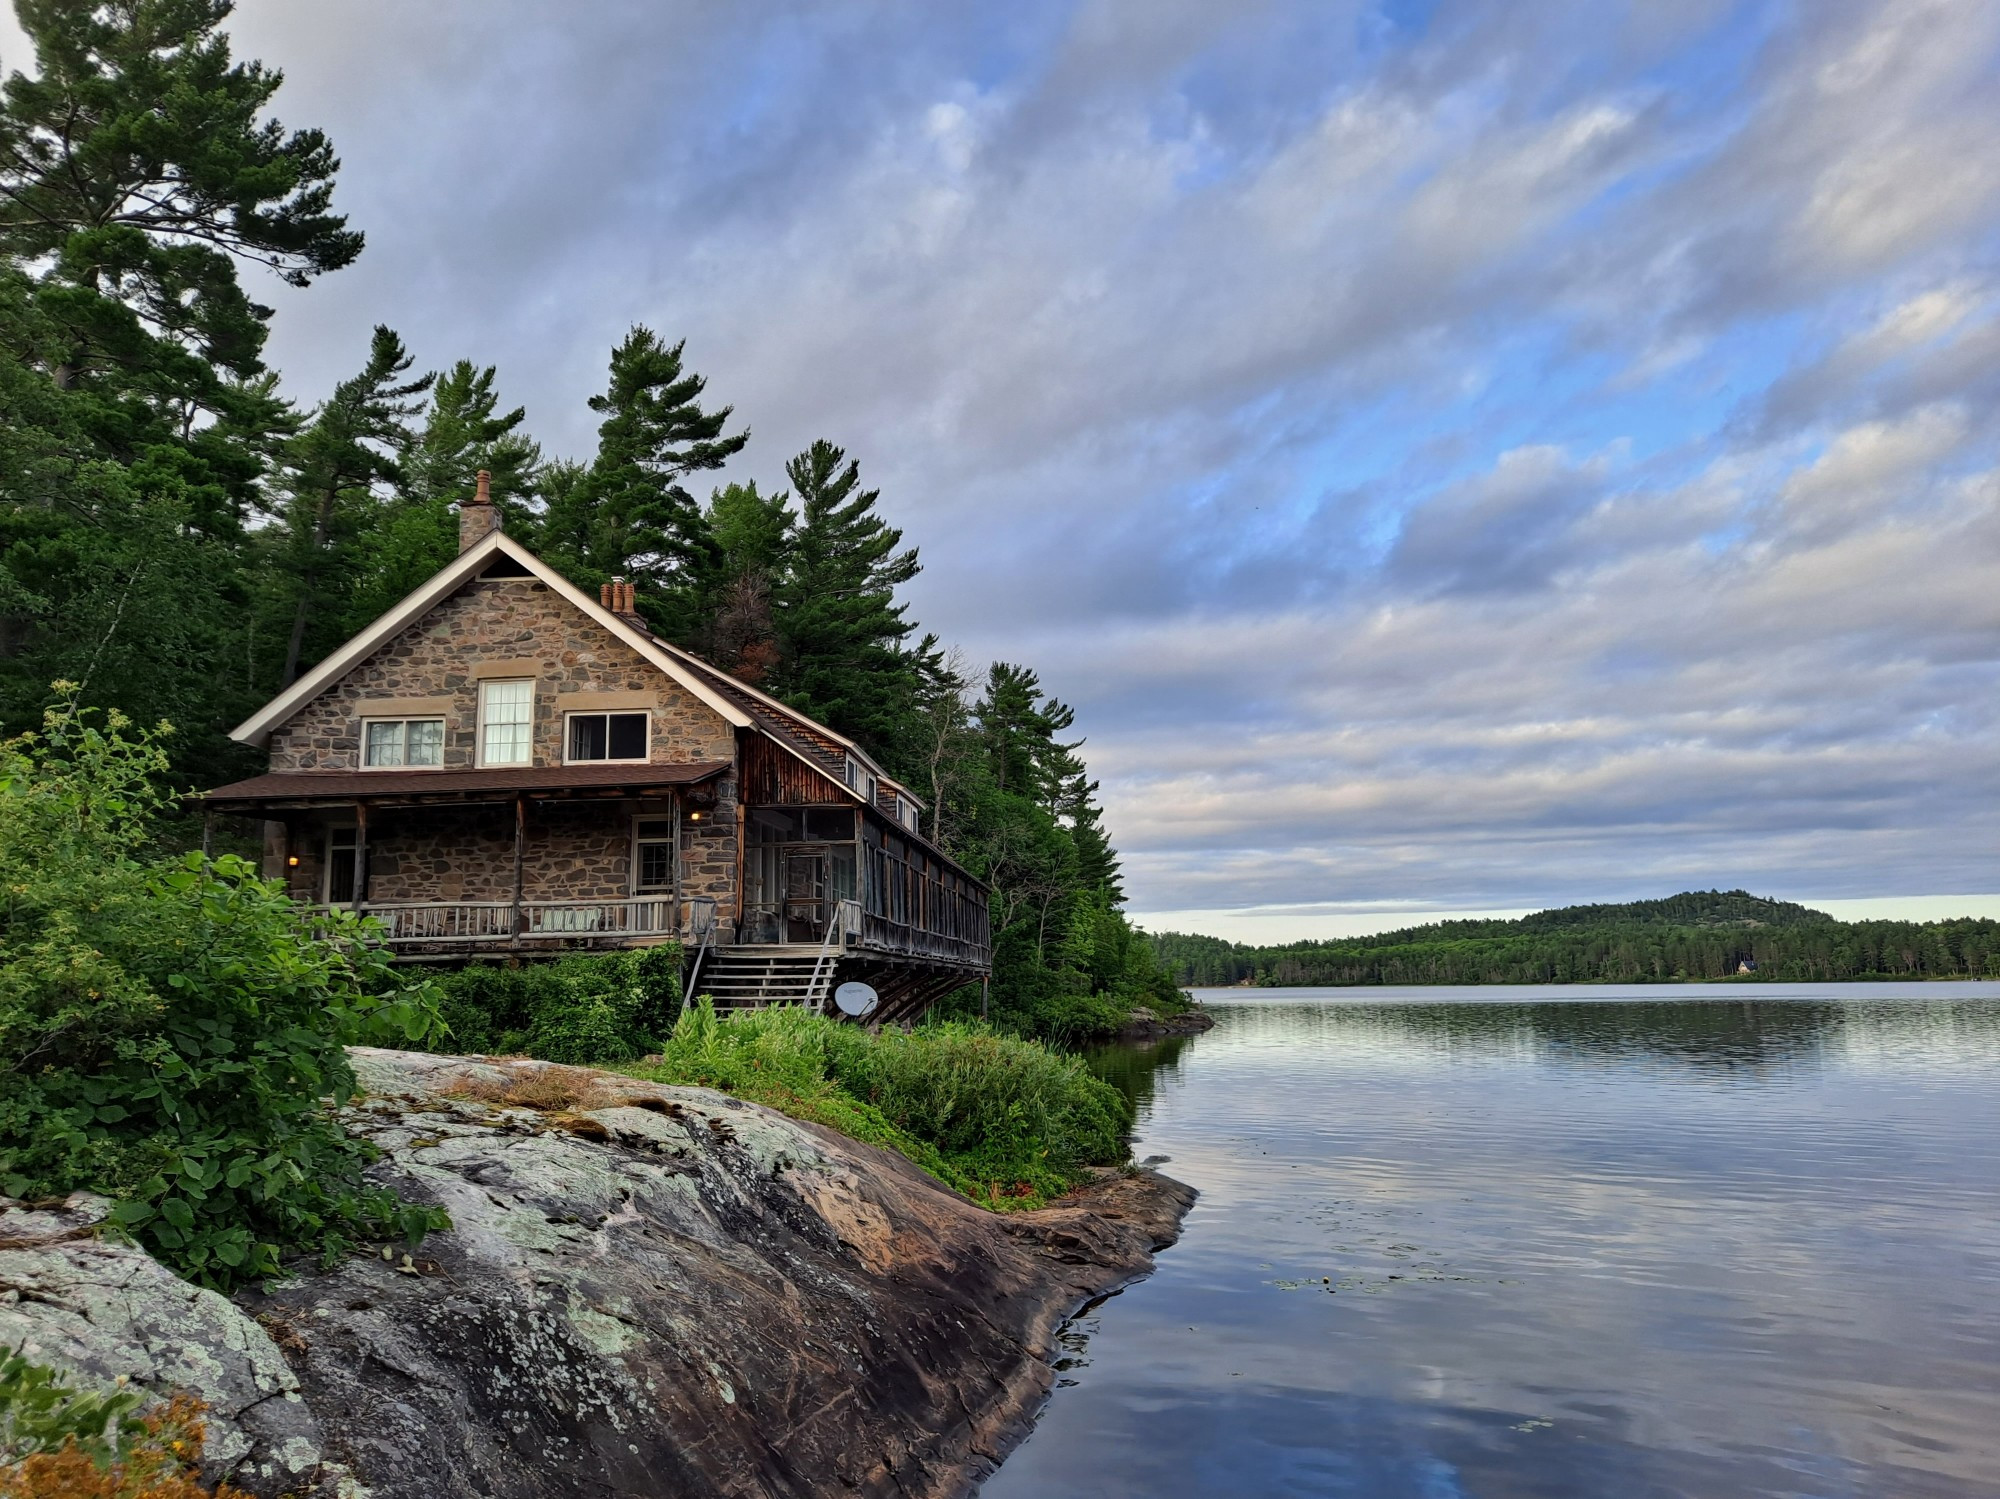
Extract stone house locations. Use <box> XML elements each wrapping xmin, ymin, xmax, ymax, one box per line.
<box><xmin>204</xmin><ymin>477</ymin><xmax>990</xmax><ymax>1020</ymax></box>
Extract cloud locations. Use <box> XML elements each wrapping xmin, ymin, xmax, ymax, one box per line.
<box><xmin>9</xmin><ymin>0</ymin><xmax>1999</xmax><ymax>928</ymax></box>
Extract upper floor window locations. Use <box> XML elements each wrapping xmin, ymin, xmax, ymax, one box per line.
<box><xmin>567</xmin><ymin>711</ymin><xmax>648</xmax><ymax>763</ymax></box>
<box><xmin>479</xmin><ymin>680</ymin><xmax>534</xmax><ymax>766</ymax></box>
<box><xmin>843</xmin><ymin>753</ymin><xmax>877</xmax><ymax>805</ymax></box>
<box><xmin>362</xmin><ymin>718</ymin><xmax>443</xmax><ymax>769</ymax></box>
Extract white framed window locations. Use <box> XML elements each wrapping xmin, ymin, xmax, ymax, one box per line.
<box><xmin>842</xmin><ymin>753</ymin><xmax>877</xmax><ymax>805</ymax></box>
<box><xmin>478</xmin><ymin>679</ymin><xmax>534</xmax><ymax>767</ymax></box>
<box><xmin>566</xmin><ymin>710</ymin><xmax>648</xmax><ymax>764</ymax></box>
<box><xmin>632</xmin><ymin>817</ymin><xmax>675</xmax><ymax>892</ymax></box>
<box><xmin>362</xmin><ymin>718</ymin><xmax>444</xmax><ymax>769</ymax></box>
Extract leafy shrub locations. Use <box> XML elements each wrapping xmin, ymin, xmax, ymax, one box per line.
<box><xmin>934</xmin><ymin>913</ymin><xmax>1187</xmax><ymax>1043</ymax></box>
<box><xmin>0</xmin><ymin>1352</ymin><xmax>233</xmax><ymax>1497</ymax></box>
<box><xmin>432</xmin><ymin>946</ymin><xmax>682</xmax><ymax>1063</ymax></box>
<box><xmin>0</xmin><ymin>1352</ymin><xmax>146</xmax><ymax>1468</ymax></box>
<box><xmin>0</xmin><ymin>695</ymin><xmax>450</xmax><ymax>1290</ymax></box>
<box><xmin>625</xmin><ymin>1000</ymin><xmax>1132</xmax><ymax>1204</ymax></box>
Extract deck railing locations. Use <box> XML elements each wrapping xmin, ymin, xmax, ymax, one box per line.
<box><xmin>360</xmin><ymin>898</ymin><xmax>677</xmax><ymax>945</ymax></box>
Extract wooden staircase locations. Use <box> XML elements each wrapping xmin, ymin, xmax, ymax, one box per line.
<box><xmin>690</xmin><ymin>945</ymin><xmax>838</xmax><ymax>1012</ymax></box>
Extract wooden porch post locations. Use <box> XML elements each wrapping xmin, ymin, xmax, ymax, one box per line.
<box><xmin>511</xmin><ymin>794</ymin><xmax>527</xmax><ymax>940</ymax></box>
<box><xmin>671</xmin><ymin>793</ymin><xmax>683</xmax><ymax>940</ymax></box>
<box><xmin>352</xmin><ymin>802</ymin><xmax>368</xmax><ymax>917</ymax></box>
<box><xmin>200</xmin><ymin>808</ymin><xmax>214</xmax><ymax>858</ymax></box>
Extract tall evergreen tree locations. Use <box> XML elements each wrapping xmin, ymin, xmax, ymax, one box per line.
<box><xmin>0</xmin><ymin>0</ymin><xmax>355</xmax><ymax>768</ymax></box>
<box><xmin>769</xmin><ymin>439</ymin><xmax>925</xmax><ymax>758</ymax></box>
<box><xmin>341</xmin><ymin>359</ymin><xmax>539</xmax><ymax>632</ymax></box>
<box><xmin>540</xmin><ymin>327</ymin><xmax>745</xmax><ymax>639</ymax></box>
<box><xmin>267</xmin><ymin>326</ymin><xmax>431</xmax><ymax>687</ymax></box>
<box><xmin>0</xmin><ymin>0</ymin><xmax>357</xmax><ymax>506</ymax></box>
<box><xmin>701</xmin><ymin>479</ymin><xmax>791</xmax><ymax>683</ymax></box>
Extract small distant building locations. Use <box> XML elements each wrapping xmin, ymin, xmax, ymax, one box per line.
<box><xmin>1737</xmin><ymin>958</ymin><xmax>1758</xmax><ymax>974</ymax></box>
<box><xmin>202</xmin><ymin>475</ymin><xmax>989</xmax><ymax>1021</ymax></box>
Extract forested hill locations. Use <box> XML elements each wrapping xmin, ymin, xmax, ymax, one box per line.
<box><xmin>1148</xmin><ymin>890</ymin><xmax>2000</xmax><ymax>986</ymax></box>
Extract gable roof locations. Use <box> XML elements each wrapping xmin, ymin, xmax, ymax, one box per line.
<box><xmin>228</xmin><ymin>534</ymin><xmax>920</xmax><ymax>808</ymax></box>
<box><xmin>230</xmin><ymin>531</ymin><xmax>755</xmax><ymax>744</ymax></box>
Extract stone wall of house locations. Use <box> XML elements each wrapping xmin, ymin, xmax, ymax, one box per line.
<box><xmin>267</xmin><ymin>576</ymin><xmax>735</xmax><ymax>772</ymax></box>
<box><xmin>257</xmin><ymin>570</ymin><xmax>748</xmax><ymax>931</ymax></box>
<box><xmin>269</xmin><ymin>789</ymin><xmax>743</xmax><ymax>931</ymax></box>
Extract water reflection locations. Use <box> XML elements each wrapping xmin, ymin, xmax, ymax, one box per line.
<box><xmin>985</xmin><ymin>986</ymin><xmax>2000</xmax><ymax>1499</ymax></box>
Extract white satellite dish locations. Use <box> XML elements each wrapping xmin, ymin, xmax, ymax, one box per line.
<box><xmin>834</xmin><ymin>981</ymin><xmax>880</xmax><ymax>1018</ymax></box>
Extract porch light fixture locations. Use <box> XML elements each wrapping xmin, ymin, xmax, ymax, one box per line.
<box><xmin>287</xmin><ymin>855</ymin><xmax>300</xmax><ymax>867</ymax></box>
<box><xmin>688</xmin><ymin>811</ymin><xmax>703</xmax><ymax>823</ymax></box>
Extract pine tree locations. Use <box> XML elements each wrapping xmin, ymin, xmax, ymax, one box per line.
<box><xmin>0</xmin><ymin>0</ymin><xmax>358</xmax><ymax>508</ymax></box>
<box><xmin>702</xmin><ymin>480</ymin><xmax>791</xmax><ymax>683</ymax></box>
<box><xmin>341</xmin><ymin>360</ymin><xmax>539</xmax><ymax>631</ymax></box>
<box><xmin>0</xmin><ymin>0</ymin><xmax>354</xmax><ymax>767</ymax></box>
<box><xmin>770</xmin><ymin>439</ymin><xmax>925</xmax><ymax>756</ymax></box>
<box><xmin>269</xmin><ymin>326</ymin><xmax>431</xmax><ymax>686</ymax></box>
<box><xmin>540</xmin><ymin>327</ymin><xmax>746</xmax><ymax>639</ymax></box>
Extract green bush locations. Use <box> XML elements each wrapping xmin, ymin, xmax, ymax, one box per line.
<box><xmin>0</xmin><ymin>694</ymin><xmax>450</xmax><ymax>1289</ymax></box>
<box><xmin>432</xmin><ymin>946</ymin><xmax>681</xmax><ymax>1063</ymax></box>
<box><xmin>624</xmin><ymin>999</ymin><xmax>1132</xmax><ymax>1204</ymax></box>
<box><xmin>0</xmin><ymin>1350</ymin><xmax>146</xmax><ymax>1467</ymax></box>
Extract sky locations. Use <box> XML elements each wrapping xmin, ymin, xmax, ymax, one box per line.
<box><xmin>9</xmin><ymin>0</ymin><xmax>1999</xmax><ymax>941</ymax></box>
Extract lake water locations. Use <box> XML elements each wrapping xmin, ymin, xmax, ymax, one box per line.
<box><xmin>980</xmin><ymin>985</ymin><xmax>2000</xmax><ymax>1499</ymax></box>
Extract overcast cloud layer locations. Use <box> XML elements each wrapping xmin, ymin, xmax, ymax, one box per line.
<box><xmin>11</xmin><ymin>0</ymin><xmax>1997</xmax><ymax>936</ymax></box>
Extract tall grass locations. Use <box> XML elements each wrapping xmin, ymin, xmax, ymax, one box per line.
<box><xmin>622</xmin><ymin>1000</ymin><xmax>1132</xmax><ymax>1206</ymax></box>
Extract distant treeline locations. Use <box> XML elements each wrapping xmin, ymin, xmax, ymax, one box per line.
<box><xmin>1147</xmin><ymin>890</ymin><xmax>2000</xmax><ymax>987</ymax></box>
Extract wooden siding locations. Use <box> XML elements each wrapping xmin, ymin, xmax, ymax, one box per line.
<box><xmin>740</xmin><ymin>733</ymin><xmax>849</xmax><ymax>806</ymax></box>
<box><xmin>861</xmin><ymin>819</ymin><xmax>990</xmax><ymax>968</ymax></box>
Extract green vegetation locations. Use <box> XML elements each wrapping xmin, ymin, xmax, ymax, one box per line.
<box><xmin>621</xmin><ymin>1000</ymin><xmax>1131</xmax><ymax>1206</ymax></box>
<box><xmin>431</xmin><ymin>947</ymin><xmax>684</xmax><ymax>1064</ymax></box>
<box><xmin>1151</xmin><ymin>890</ymin><xmax>2000</xmax><ymax>987</ymax></box>
<box><xmin>0</xmin><ymin>1349</ymin><xmax>227</xmax><ymax>1497</ymax></box>
<box><xmin>0</xmin><ymin>0</ymin><xmax>1165</xmax><ymax>1043</ymax></box>
<box><xmin>0</xmin><ymin>1350</ymin><xmax>147</xmax><ymax>1470</ymax></box>
<box><xmin>0</xmin><ymin>698</ymin><xmax>449</xmax><ymax>1290</ymax></box>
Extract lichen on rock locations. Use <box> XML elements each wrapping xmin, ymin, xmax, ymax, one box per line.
<box><xmin>2</xmin><ymin>1048</ymin><xmax>1193</xmax><ymax>1499</ymax></box>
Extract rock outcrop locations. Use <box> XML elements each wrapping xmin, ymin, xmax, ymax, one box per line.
<box><xmin>1117</xmin><ymin>1005</ymin><xmax>1216</xmax><ymax>1040</ymax></box>
<box><xmin>0</xmin><ymin>1049</ymin><xmax>1194</xmax><ymax>1499</ymax></box>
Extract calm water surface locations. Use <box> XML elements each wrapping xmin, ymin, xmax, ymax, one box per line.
<box><xmin>981</xmin><ymin>985</ymin><xmax>2000</xmax><ymax>1498</ymax></box>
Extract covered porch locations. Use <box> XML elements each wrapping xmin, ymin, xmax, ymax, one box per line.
<box><xmin>202</xmin><ymin>761</ymin><xmax>733</xmax><ymax>957</ymax></box>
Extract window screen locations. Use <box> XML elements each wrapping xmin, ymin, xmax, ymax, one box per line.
<box><xmin>480</xmin><ymin>681</ymin><xmax>533</xmax><ymax>766</ymax></box>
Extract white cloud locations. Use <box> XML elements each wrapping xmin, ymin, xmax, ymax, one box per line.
<box><xmin>11</xmin><ymin>0</ymin><xmax>2000</xmax><ymax>931</ymax></box>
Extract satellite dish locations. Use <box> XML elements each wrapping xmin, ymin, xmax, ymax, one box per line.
<box><xmin>834</xmin><ymin>981</ymin><xmax>879</xmax><ymax>1018</ymax></box>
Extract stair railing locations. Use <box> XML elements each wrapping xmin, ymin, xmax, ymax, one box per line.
<box><xmin>681</xmin><ymin>897</ymin><xmax>718</xmax><ymax>1015</ymax></box>
<box><xmin>805</xmin><ymin>899</ymin><xmax>860</xmax><ymax>1013</ymax></box>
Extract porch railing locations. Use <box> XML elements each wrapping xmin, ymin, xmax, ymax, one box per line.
<box><xmin>362</xmin><ymin>898</ymin><xmax>677</xmax><ymax>944</ymax></box>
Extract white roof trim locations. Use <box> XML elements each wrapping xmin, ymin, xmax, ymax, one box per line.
<box><xmin>229</xmin><ymin>533</ymin><xmax>754</xmax><ymax>744</ymax></box>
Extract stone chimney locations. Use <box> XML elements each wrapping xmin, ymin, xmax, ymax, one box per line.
<box><xmin>599</xmin><ymin>577</ymin><xmax>641</xmax><ymax>620</ymax></box>
<box><xmin>459</xmin><ymin>469</ymin><xmax>500</xmax><ymax>551</ymax></box>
